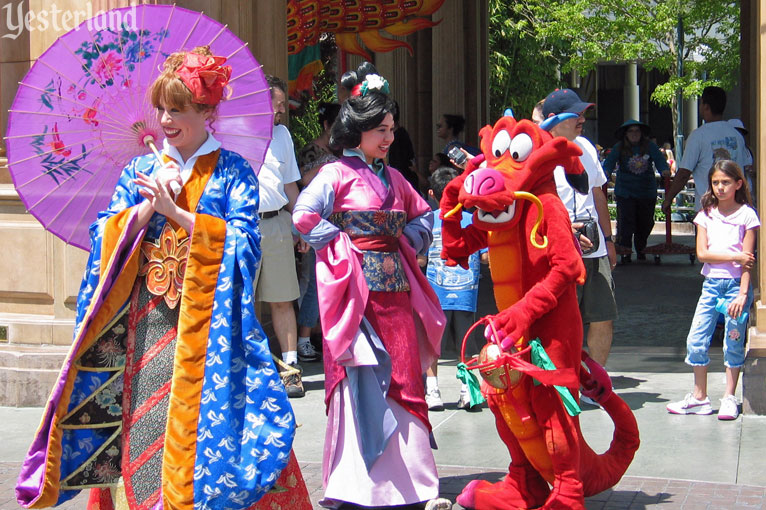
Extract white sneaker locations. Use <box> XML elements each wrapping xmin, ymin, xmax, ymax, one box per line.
<box><xmin>718</xmin><ymin>395</ymin><xmax>740</xmax><ymax>420</ymax></box>
<box><xmin>666</xmin><ymin>393</ymin><xmax>713</xmax><ymax>415</ymax></box>
<box><xmin>426</xmin><ymin>387</ymin><xmax>444</xmax><ymax>411</ymax></box>
<box><xmin>457</xmin><ymin>391</ymin><xmax>481</xmax><ymax>411</ymax></box>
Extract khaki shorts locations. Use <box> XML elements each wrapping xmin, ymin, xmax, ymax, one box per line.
<box><xmin>576</xmin><ymin>255</ymin><xmax>617</xmax><ymax>324</ymax></box>
<box><xmin>254</xmin><ymin>209</ymin><xmax>300</xmax><ymax>302</ymax></box>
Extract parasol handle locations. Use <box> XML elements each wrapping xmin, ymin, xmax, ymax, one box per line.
<box><xmin>143</xmin><ymin>135</ymin><xmax>182</xmax><ymax>196</ymax></box>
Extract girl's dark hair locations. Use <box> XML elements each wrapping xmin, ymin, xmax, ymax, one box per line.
<box><xmin>443</xmin><ymin>114</ymin><xmax>466</xmax><ymax>136</ymax></box>
<box><xmin>330</xmin><ymin>62</ymin><xmax>395</xmax><ymax>150</ymax></box>
<box><xmin>701</xmin><ymin>159</ymin><xmax>752</xmax><ymax>215</ymax></box>
<box><xmin>619</xmin><ymin>130</ymin><xmax>649</xmax><ymax>160</ymax></box>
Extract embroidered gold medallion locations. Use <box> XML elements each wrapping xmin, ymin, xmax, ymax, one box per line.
<box><xmin>138</xmin><ymin>223</ymin><xmax>189</xmax><ymax>309</ymax></box>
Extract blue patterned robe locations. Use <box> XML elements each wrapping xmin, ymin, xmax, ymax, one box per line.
<box><xmin>17</xmin><ymin>149</ymin><xmax>294</xmax><ymax>509</ymax></box>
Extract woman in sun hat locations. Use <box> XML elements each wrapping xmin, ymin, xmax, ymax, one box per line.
<box><xmin>602</xmin><ymin>119</ymin><xmax>669</xmax><ymax>263</ymax></box>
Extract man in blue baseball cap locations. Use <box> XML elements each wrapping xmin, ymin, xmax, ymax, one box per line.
<box><xmin>542</xmin><ymin>88</ymin><xmax>595</xmax><ymax>119</ymax></box>
<box><xmin>538</xmin><ymin>89</ymin><xmax>617</xmax><ymax>390</ymax></box>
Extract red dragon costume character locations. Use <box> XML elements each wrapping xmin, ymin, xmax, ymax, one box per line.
<box><xmin>439</xmin><ymin>114</ymin><xmax>640</xmax><ymax>510</ymax></box>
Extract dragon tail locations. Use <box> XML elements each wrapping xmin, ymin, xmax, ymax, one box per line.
<box><xmin>579</xmin><ymin>390</ymin><xmax>640</xmax><ymax>496</ymax></box>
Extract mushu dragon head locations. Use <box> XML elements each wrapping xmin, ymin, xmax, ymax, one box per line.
<box><xmin>443</xmin><ymin>114</ymin><xmax>587</xmax><ymax>233</ymax></box>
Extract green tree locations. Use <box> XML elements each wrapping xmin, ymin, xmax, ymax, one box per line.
<box><xmin>488</xmin><ymin>0</ymin><xmax>566</xmax><ymax>122</ymax></box>
<box><xmin>513</xmin><ymin>0</ymin><xmax>740</xmax><ymax>142</ymax></box>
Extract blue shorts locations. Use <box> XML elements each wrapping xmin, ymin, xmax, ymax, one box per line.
<box><xmin>685</xmin><ymin>277</ymin><xmax>753</xmax><ymax>368</ymax></box>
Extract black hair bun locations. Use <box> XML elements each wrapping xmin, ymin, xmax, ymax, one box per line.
<box><xmin>340</xmin><ymin>61</ymin><xmax>379</xmax><ymax>90</ymax></box>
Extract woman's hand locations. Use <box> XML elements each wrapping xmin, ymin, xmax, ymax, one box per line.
<box><xmin>155</xmin><ymin>161</ymin><xmax>183</xmax><ymax>197</ymax></box>
<box><xmin>134</xmin><ymin>170</ymin><xmax>179</xmax><ymax>218</ymax></box>
<box><xmin>133</xmin><ymin>170</ymin><xmax>195</xmax><ymax>233</ymax></box>
<box><xmin>728</xmin><ymin>293</ymin><xmax>748</xmax><ymax>319</ymax></box>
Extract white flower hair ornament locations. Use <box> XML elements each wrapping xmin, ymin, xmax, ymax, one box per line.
<box><xmin>353</xmin><ymin>74</ymin><xmax>390</xmax><ymax>97</ymax></box>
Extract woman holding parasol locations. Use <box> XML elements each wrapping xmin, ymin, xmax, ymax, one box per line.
<box><xmin>293</xmin><ymin>62</ymin><xmax>450</xmax><ymax>510</ymax></box>
<box><xmin>17</xmin><ymin>46</ymin><xmax>307</xmax><ymax>510</ymax></box>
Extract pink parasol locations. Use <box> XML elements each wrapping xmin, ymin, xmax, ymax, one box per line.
<box><xmin>5</xmin><ymin>4</ymin><xmax>272</xmax><ymax>250</ymax></box>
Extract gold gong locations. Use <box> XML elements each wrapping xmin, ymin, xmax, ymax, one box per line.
<box><xmin>478</xmin><ymin>343</ymin><xmax>523</xmax><ymax>389</ymax></box>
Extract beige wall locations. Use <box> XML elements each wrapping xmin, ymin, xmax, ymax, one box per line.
<box><xmin>0</xmin><ymin>0</ymin><xmax>288</xmax><ymax>346</ymax></box>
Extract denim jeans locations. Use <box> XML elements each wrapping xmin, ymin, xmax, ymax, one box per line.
<box><xmin>297</xmin><ymin>248</ymin><xmax>319</xmax><ymax>328</ymax></box>
<box><xmin>686</xmin><ymin>277</ymin><xmax>753</xmax><ymax>368</ymax></box>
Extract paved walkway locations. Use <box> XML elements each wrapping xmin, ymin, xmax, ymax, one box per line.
<box><xmin>3</xmin><ymin>460</ymin><xmax>765</xmax><ymax>509</ymax></box>
<box><xmin>2</xmin><ymin>233</ymin><xmax>766</xmax><ymax>509</ymax></box>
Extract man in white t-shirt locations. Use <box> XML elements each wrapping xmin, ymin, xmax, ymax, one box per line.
<box><xmin>256</xmin><ymin>76</ymin><xmax>316</xmax><ymax>398</ymax></box>
<box><xmin>662</xmin><ymin>86</ymin><xmax>752</xmax><ymax>214</ymax></box>
<box><xmin>539</xmin><ymin>89</ymin><xmax>617</xmax><ymax>376</ymax></box>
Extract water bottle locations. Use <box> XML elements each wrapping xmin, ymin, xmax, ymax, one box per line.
<box><xmin>715</xmin><ymin>298</ymin><xmax>749</xmax><ymax>324</ymax></box>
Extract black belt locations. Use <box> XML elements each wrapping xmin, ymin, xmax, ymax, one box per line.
<box><xmin>259</xmin><ymin>207</ymin><xmax>284</xmax><ymax>219</ymax></box>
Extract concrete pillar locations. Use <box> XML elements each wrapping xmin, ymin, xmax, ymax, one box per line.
<box><xmin>414</xmin><ymin>29</ymin><xmax>434</xmax><ymax>177</ymax></box>
<box><xmin>624</xmin><ymin>62</ymin><xmax>639</xmax><ymax>121</ymax></box>
<box><xmin>742</xmin><ymin>0</ymin><xmax>766</xmax><ymax>415</ymax></box>
<box><xmin>683</xmin><ymin>96</ymin><xmax>698</xmax><ymax>137</ymax></box>
<box><xmin>431</xmin><ymin>0</ymin><xmax>466</xmax><ymax>154</ymax></box>
<box><xmin>250</xmin><ymin>1</ymin><xmax>287</xmax><ymax>81</ymax></box>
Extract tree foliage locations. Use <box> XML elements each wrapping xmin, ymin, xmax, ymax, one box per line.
<box><xmin>520</xmin><ymin>0</ymin><xmax>740</xmax><ymax>106</ymax></box>
<box><xmin>488</xmin><ymin>0</ymin><xmax>567</xmax><ymax>122</ymax></box>
<box><xmin>489</xmin><ymin>0</ymin><xmax>740</xmax><ymax>136</ymax></box>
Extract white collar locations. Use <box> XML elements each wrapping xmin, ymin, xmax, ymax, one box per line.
<box><xmin>162</xmin><ymin>132</ymin><xmax>221</xmax><ymax>168</ymax></box>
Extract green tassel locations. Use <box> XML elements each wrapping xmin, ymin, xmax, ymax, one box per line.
<box><xmin>456</xmin><ymin>362</ymin><xmax>486</xmax><ymax>406</ymax></box>
<box><xmin>528</xmin><ymin>338</ymin><xmax>581</xmax><ymax>416</ymax></box>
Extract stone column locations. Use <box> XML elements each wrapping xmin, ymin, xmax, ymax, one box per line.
<box><xmin>742</xmin><ymin>0</ymin><xmax>766</xmax><ymax>415</ymax></box>
<box><xmin>414</xmin><ymin>29</ymin><xmax>434</xmax><ymax>176</ymax></box>
<box><xmin>624</xmin><ymin>62</ymin><xmax>639</xmax><ymax>121</ymax></box>
<box><xmin>431</xmin><ymin>0</ymin><xmax>466</xmax><ymax>154</ymax></box>
<box><xmin>250</xmin><ymin>1</ymin><xmax>287</xmax><ymax>83</ymax></box>
<box><xmin>683</xmin><ymin>96</ymin><xmax>698</xmax><ymax>136</ymax></box>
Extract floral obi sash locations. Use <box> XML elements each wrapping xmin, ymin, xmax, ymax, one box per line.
<box><xmin>329</xmin><ymin>210</ymin><xmax>410</xmax><ymax>293</ymax></box>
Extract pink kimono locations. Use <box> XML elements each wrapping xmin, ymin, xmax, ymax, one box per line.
<box><xmin>293</xmin><ymin>153</ymin><xmax>446</xmax><ymax>508</ymax></box>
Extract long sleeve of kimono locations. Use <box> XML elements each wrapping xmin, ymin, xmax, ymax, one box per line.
<box><xmin>292</xmin><ymin>167</ymin><xmax>340</xmax><ymax>248</ymax></box>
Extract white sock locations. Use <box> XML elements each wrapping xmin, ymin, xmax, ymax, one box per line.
<box><xmin>298</xmin><ymin>336</ymin><xmax>311</xmax><ymax>347</ymax></box>
<box><xmin>426</xmin><ymin>376</ymin><xmax>439</xmax><ymax>392</ymax></box>
<box><xmin>282</xmin><ymin>351</ymin><xmax>298</xmax><ymax>365</ymax></box>
<box><xmin>460</xmin><ymin>383</ymin><xmax>469</xmax><ymax>395</ymax></box>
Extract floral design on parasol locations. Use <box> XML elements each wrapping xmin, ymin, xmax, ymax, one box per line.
<box><xmin>5</xmin><ymin>4</ymin><xmax>273</xmax><ymax>250</ymax></box>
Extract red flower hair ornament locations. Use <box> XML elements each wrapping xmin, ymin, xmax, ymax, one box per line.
<box><xmin>176</xmin><ymin>53</ymin><xmax>232</xmax><ymax>105</ymax></box>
